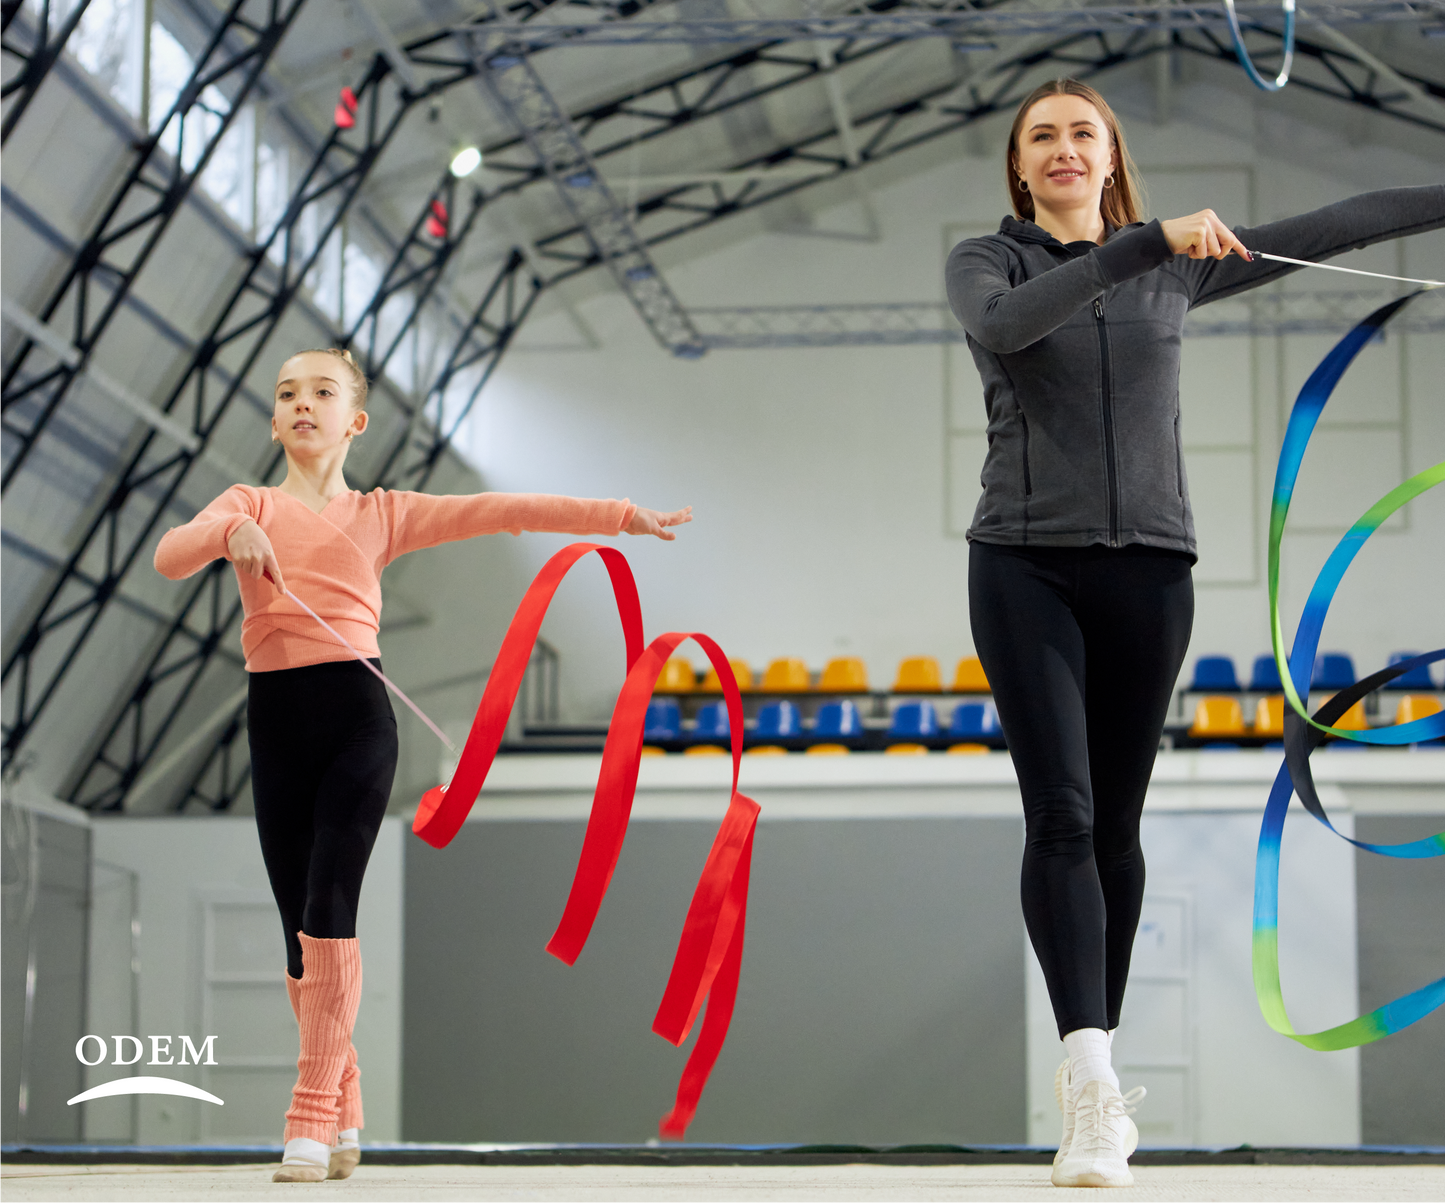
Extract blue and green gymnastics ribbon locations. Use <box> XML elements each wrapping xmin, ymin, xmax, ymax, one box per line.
<box><xmin>1255</xmin><ymin>290</ymin><xmax>1445</xmax><ymax>1051</ymax></box>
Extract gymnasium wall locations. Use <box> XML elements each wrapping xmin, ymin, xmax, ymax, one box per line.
<box><xmin>458</xmin><ymin>82</ymin><xmax>1445</xmax><ymax>729</ymax></box>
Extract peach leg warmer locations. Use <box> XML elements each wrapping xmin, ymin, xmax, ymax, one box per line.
<box><xmin>286</xmin><ymin>969</ymin><xmax>363</xmax><ymax>1132</ymax></box>
<box><xmin>284</xmin><ymin>933</ymin><xmax>363</xmax><ymax>1144</ymax></box>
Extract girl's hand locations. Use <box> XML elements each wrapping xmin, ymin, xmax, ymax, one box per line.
<box><xmin>626</xmin><ymin>505</ymin><xmax>693</xmax><ymax>541</ymax></box>
<box><xmin>1160</xmin><ymin>210</ymin><xmax>1252</xmax><ymax>262</ymax></box>
<box><xmin>227</xmin><ymin>519</ymin><xmax>286</xmax><ymax>594</ymax></box>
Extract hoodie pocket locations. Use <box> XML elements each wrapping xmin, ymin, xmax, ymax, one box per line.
<box><xmin>1020</xmin><ymin>409</ymin><xmax>1033</xmax><ymax>497</ymax></box>
<box><xmin>1174</xmin><ymin>410</ymin><xmax>1184</xmax><ymax>497</ymax></box>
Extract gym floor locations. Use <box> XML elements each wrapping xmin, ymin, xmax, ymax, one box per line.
<box><xmin>4</xmin><ymin>1161</ymin><xmax>1445</xmax><ymax>1200</ymax></box>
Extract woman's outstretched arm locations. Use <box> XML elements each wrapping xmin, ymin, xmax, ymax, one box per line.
<box><xmin>946</xmin><ymin>222</ymin><xmax>1175</xmax><ymax>354</ymax></box>
<box><xmin>1183</xmin><ymin>184</ymin><xmax>1445</xmax><ymax>307</ymax></box>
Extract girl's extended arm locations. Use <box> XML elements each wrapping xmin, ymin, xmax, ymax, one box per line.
<box><xmin>946</xmin><ymin>222</ymin><xmax>1174</xmax><ymax>354</ymax></box>
<box><xmin>382</xmin><ymin>491</ymin><xmax>648</xmax><ymax>563</ymax></box>
<box><xmin>154</xmin><ymin>486</ymin><xmax>260</xmax><ymax>580</ymax></box>
<box><xmin>1183</xmin><ymin>185</ymin><xmax>1445</xmax><ymax>307</ymax></box>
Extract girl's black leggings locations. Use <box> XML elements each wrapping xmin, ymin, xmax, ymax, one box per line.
<box><xmin>248</xmin><ymin>659</ymin><xmax>398</xmax><ymax>979</ymax></box>
<box><xmin>969</xmin><ymin>540</ymin><xmax>1194</xmax><ymax>1037</ymax></box>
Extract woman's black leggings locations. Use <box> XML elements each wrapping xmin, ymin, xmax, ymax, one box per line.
<box><xmin>969</xmin><ymin>541</ymin><xmax>1194</xmax><ymax>1037</ymax></box>
<box><xmin>248</xmin><ymin>660</ymin><xmax>398</xmax><ymax>979</ymax></box>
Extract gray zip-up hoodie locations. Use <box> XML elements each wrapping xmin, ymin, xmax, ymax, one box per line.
<box><xmin>945</xmin><ymin>185</ymin><xmax>1445</xmax><ymax>560</ymax></box>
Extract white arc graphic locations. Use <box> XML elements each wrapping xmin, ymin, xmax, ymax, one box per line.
<box><xmin>67</xmin><ymin>1076</ymin><xmax>225</xmax><ymax>1106</ymax></box>
<box><xmin>1249</xmin><ymin>251</ymin><xmax>1444</xmax><ymax>289</ymax></box>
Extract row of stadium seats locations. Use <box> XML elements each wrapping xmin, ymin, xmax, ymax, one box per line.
<box><xmin>1188</xmin><ymin>652</ymin><xmax>1441</xmax><ymax>694</ymax></box>
<box><xmin>643</xmin><ymin>698</ymin><xmax>1004</xmax><ymax>742</ymax></box>
<box><xmin>1189</xmin><ymin>693</ymin><xmax>1443</xmax><ymax>738</ymax></box>
<box><xmin>642</xmin><ymin>744</ymin><xmax>996</xmax><ymax>757</ymax></box>
<box><xmin>654</xmin><ymin>656</ymin><xmax>991</xmax><ymax>694</ymax></box>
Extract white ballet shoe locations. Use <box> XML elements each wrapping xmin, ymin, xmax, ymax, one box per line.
<box><xmin>273</xmin><ymin>1136</ymin><xmax>330</xmax><ymax>1183</ymax></box>
<box><xmin>1051</xmin><ymin>1080</ymin><xmax>1146</xmax><ymax>1188</ymax></box>
<box><xmin>329</xmin><ymin>1127</ymin><xmax>361</xmax><ymax>1180</ymax></box>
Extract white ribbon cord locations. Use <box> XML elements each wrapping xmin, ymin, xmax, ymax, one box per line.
<box><xmin>1249</xmin><ymin>251</ymin><xmax>1444</xmax><ymax>289</ymax></box>
<box><xmin>283</xmin><ymin>587</ymin><xmax>458</xmax><ymax>752</ymax></box>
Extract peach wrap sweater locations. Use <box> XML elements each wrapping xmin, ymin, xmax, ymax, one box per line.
<box><xmin>154</xmin><ymin>485</ymin><xmax>637</xmax><ymax>672</ymax></box>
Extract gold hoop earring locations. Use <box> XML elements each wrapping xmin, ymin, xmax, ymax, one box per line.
<box><xmin>1017</xmin><ymin>177</ymin><xmax>1028</xmax><ymax>192</ymax></box>
<box><xmin>1104</xmin><ymin>174</ymin><xmax>1116</xmax><ymax>189</ymax></box>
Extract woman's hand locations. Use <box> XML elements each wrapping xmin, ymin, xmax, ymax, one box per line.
<box><xmin>227</xmin><ymin>519</ymin><xmax>286</xmax><ymax>594</ymax></box>
<box><xmin>626</xmin><ymin>505</ymin><xmax>693</xmax><ymax>541</ymax></box>
<box><xmin>1160</xmin><ymin>210</ymin><xmax>1252</xmax><ymax>261</ymax></box>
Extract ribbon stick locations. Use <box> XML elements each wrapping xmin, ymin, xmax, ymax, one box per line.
<box><xmin>1247</xmin><ymin>251</ymin><xmax>1444</xmax><ymax>289</ymax></box>
<box><xmin>1255</xmin><ymin>292</ymin><xmax>1445</xmax><ymax>1049</ymax></box>
<box><xmin>267</xmin><ymin>573</ymin><xmax>458</xmax><ymax>753</ymax></box>
<box><xmin>407</xmin><ymin>543</ymin><xmax>758</xmax><ymax>1137</ymax></box>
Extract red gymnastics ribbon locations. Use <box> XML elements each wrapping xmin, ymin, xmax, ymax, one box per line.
<box><xmin>410</xmin><ymin>543</ymin><xmax>759</xmax><ymax>1138</ymax></box>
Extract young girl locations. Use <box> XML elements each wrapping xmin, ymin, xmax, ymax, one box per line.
<box><xmin>155</xmin><ymin>347</ymin><xmax>691</xmax><ymax>1181</ymax></box>
<box><xmin>945</xmin><ymin>79</ymin><xmax>1443</xmax><ymax>1187</ymax></box>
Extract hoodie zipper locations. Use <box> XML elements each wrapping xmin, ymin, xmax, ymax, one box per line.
<box><xmin>1093</xmin><ymin>296</ymin><xmax>1119</xmax><ymax>546</ymax></box>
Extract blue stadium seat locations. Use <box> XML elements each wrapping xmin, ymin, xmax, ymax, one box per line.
<box><xmin>1250</xmin><ymin>655</ymin><xmax>1282</xmax><ymax>692</ymax></box>
<box><xmin>949</xmin><ymin>701</ymin><xmax>1001</xmax><ymax>739</ymax></box>
<box><xmin>1190</xmin><ymin>655</ymin><xmax>1240</xmax><ymax>692</ymax></box>
<box><xmin>1383</xmin><ymin>652</ymin><xmax>1437</xmax><ymax>691</ymax></box>
<box><xmin>755</xmin><ymin>701</ymin><xmax>802</xmax><ymax>738</ymax></box>
<box><xmin>813</xmin><ymin>700</ymin><xmax>863</xmax><ymax>738</ymax></box>
<box><xmin>1312</xmin><ymin>653</ymin><xmax>1356</xmax><ymax>691</ymax></box>
<box><xmin>889</xmin><ymin>701</ymin><xmax>939</xmax><ymax>738</ymax></box>
<box><xmin>644</xmin><ymin>699</ymin><xmax>682</xmax><ymax>741</ymax></box>
<box><xmin>691</xmin><ymin>701</ymin><xmax>731</xmax><ymax>740</ymax></box>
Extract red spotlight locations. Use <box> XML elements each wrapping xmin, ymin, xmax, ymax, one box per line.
<box><xmin>334</xmin><ymin>86</ymin><xmax>359</xmax><ymax>129</ymax></box>
<box><xmin>425</xmin><ymin>199</ymin><xmax>448</xmax><ymax>239</ymax></box>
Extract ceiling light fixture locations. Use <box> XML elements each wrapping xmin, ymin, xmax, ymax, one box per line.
<box><xmin>450</xmin><ymin>146</ymin><xmax>482</xmax><ymax>178</ymax></box>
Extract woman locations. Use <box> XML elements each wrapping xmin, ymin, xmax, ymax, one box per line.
<box><xmin>945</xmin><ymin>78</ymin><xmax>1443</xmax><ymax>1187</ymax></box>
<box><xmin>155</xmin><ymin>347</ymin><xmax>690</xmax><ymax>1181</ymax></box>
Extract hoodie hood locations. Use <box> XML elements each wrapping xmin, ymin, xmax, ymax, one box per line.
<box><xmin>998</xmin><ymin>215</ymin><xmax>1138</xmax><ymax>248</ymax></box>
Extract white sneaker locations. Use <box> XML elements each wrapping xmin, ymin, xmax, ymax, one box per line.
<box><xmin>1053</xmin><ymin>1058</ymin><xmax>1074</xmax><ymax>1170</ymax></box>
<box><xmin>1051</xmin><ymin>1080</ymin><xmax>1146</xmax><ymax>1188</ymax></box>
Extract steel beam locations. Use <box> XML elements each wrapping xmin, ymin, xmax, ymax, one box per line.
<box><xmin>464</xmin><ymin>2</ymin><xmax>1445</xmax><ymax>47</ymax></box>
<box><xmin>686</xmin><ymin>290</ymin><xmax>1445</xmax><ymax>348</ymax></box>
<box><xmin>465</xmin><ymin>31</ymin><xmax>700</xmax><ymax>356</ymax></box>
<box><xmin>1</xmin><ymin>0</ymin><xmax>102</xmax><ymax>140</ymax></box>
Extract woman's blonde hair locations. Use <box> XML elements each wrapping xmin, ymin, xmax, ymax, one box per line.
<box><xmin>290</xmin><ymin>347</ymin><xmax>369</xmax><ymax>409</ymax></box>
<box><xmin>1005</xmin><ymin>79</ymin><xmax>1143</xmax><ymax>230</ymax></box>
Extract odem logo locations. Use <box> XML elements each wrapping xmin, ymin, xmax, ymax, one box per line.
<box><xmin>67</xmin><ymin>1035</ymin><xmax>224</xmax><ymax>1106</ymax></box>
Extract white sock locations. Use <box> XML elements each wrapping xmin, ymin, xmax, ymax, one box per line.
<box><xmin>1063</xmin><ymin>1028</ymin><xmax>1119</xmax><ymax>1099</ymax></box>
<box><xmin>337</xmin><ymin>1127</ymin><xmax>360</xmax><ymax>1149</ymax></box>
<box><xmin>281</xmin><ymin>1136</ymin><xmax>331</xmax><ymax>1167</ymax></box>
<box><xmin>1108</xmin><ymin>1027</ymin><xmax>1116</xmax><ymax>1050</ymax></box>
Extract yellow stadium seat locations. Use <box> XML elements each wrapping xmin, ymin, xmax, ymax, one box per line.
<box><xmin>818</xmin><ymin>656</ymin><xmax>869</xmax><ymax>692</ymax></box>
<box><xmin>892</xmin><ymin>656</ymin><xmax>942</xmax><ymax>693</ymax></box>
<box><xmin>699</xmin><ymin>658</ymin><xmax>753</xmax><ymax>692</ymax></box>
<box><xmin>760</xmin><ymin>658</ymin><xmax>811</xmax><ymax>692</ymax></box>
<box><xmin>1327</xmin><ymin>697</ymin><xmax>1369</xmax><ymax>731</ymax></box>
<box><xmin>655</xmin><ymin>658</ymin><xmax>697</xmax><ymax>693</ymax></box>
<box><xmin>948</xmin><ymin>742</ymin><xmax>990</xmax><ymax>755</ymax></box>
<box><xmin>806</xmin><ymin>743</ymin><xmax>851</xmax><ymax>755</ymax></box>
<box><xmin>744</xmin><ymin>745</ymin><xmax>788</xmax><ymax>756</ymax></box>
<box><xmin>640</xmin><ymin>745</ymin><xmax>666</xmax><ymax>757</ymax></box>
<box><xmin>885</xmin><ymin>743</ymin><xmax>930</xmax><ymax>755</ymax></box>
<box><xmin>952</xmin><ymin>656</ymin><xmax>990</xmax><ymax>693</ymax></box>
<box><xmin>1189</xmin><ymin>696</ymin><xmax>1246</xmax><ymax>738</ymax></box>
<box><xmin>683</xmin><ymin>744</ymin><xmax>728</xmax><ymax>756</ymax></box>
<box><xmin>1395</xmin><ymin>694</ymin><xmax>1443</xmax><ymax>724</ymax></box>
<box><xmin>1252</xmin><ymin>695</ymin><xmax>1285</xmax><ymax>737</ymax></box>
